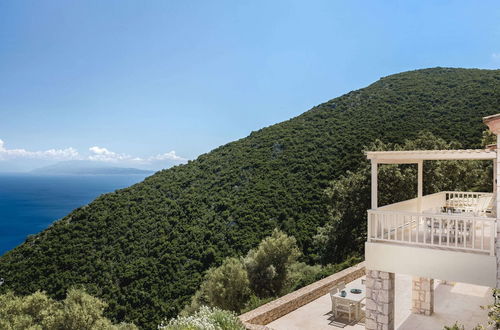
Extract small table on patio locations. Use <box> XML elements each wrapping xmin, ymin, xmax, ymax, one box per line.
<box><xmin>332</xmin><ymin>277</ymin><xmax>366</xmax><ymax>321</ymax></box>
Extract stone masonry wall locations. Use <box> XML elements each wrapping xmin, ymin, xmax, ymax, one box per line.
<box><xmin>411</xmin><ymin>277</ymin><xmax>434</xmax><ymax>315</ymax></box>
<box><xmin>239</xmin><ymin>262</ymin><xmax>366</xmax><ymax>328</ymax></box>
<box><xmin>365</xmin><ymin>270</ymin><xmax>395</xmax><ymax>330</ymax></box>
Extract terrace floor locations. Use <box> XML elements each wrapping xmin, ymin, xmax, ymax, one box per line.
<box><xmin>267</xmin><ymin>274</ymin><xmax>493</xmax><ymax>330</ymax></box>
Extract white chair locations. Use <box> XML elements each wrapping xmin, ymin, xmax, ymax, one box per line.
<box><xmin>329</xmin><ymin>289</ymin><xmax>338</xmax><ymax>313</ymax></box>
<box><xmin>336</xmin><ymin>281</ymin><xmax>346</xmax><ymax>291</ymax></box>
<box><xmin>333</xmin><ymin>297</ymin><xmax>357</xmax><ymax>322</ymax></box>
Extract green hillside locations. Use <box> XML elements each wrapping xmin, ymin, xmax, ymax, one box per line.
<box><xmin>1</xmin><ymin>67</ymin><xmax>500</xmax><ymax>328</ymax></box>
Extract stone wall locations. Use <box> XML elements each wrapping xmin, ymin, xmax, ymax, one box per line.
<box><xmin>239</xmin><ymin>262</ymin><xmax>366</xmax><ymax>329</ymax></box>
<box><xmin>411</xmin><ymin>277</ymin><xmax>434</xmax><ymax>315</ymax></box>
<box><xmin>365</xmin><ymin>270</ymin><xmax>395</xmax><ymax>330</ymax></box>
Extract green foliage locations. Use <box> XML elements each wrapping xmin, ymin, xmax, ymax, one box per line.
<box><xmin>159</xmin><ymin>306</ymin><xmax>245</xmax><ymax>330</ymax></box>
<box><xmin>240</xmin><ymin>295</ymin><xmax>276</xmax><ymax>314</ymax></box>
<box><xmin>199</xmin><ymin>258</ymin><xmax>250</xmax><ymax>313</ymax></box>
<box><xmin>245</xmin><ymin>229</ymin><xmax>301</xmax><ymax>297</ymax></box>
<box><xmin>443</xmin><ymin>323</ymin><xmax>465</xmax><ymax>330</ymax></box>
<box><xmin>1</xmin><ymin>68</ymin><xmax>500</xmax><ymax>328</ymax></box>
<box><xmin>187</xmin><ymin>231</ymin><xmax>361</xmax><ymax>315</ymax></box>
<box><xmin>443</xmin><ymin>289</ymin><xmax>499</xmax><ymax>330</ymax></box>
<box><xmin>0</xmin><ymin>289</ymin><xmax>137</xmax><ymax>330</ymax></box>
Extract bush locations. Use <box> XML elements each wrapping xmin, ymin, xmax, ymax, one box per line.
<box><xmin>200</xmin><ymin>257</ymin><xmax>251</xmax><ymax>313</ymax></box>
<box><xmin>0</xmin><ymin>289</ymin><xmax>137</xmax><ymax>330</ymax></box>
<box><xmin>245</xmin><ymin>229</ymin><xmax>301</xmax><ymax>297</ymax></box>
<box><xmin>159</xmin><ymin>306</ymin><xmax>245</xmax><ymax>330</ymax></box>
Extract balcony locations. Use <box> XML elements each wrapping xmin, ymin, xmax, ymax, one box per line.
<box><xmin>367</xmin><ymin>191</ymin><xmax>496</xmax><ymax>256</ymax></box>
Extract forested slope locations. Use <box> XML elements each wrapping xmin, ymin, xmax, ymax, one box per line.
<box><xmin>1</xmin><ymin>68</ymin><xmax>500</xmax><ymax>328</ymax></box>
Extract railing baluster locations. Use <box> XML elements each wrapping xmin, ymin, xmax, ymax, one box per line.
<box><xmin>439</xmin><ymin>219</ymin><xmax>442</xmax><ymax>246</ymax></box>
<box><xmin>416</xmin><ymin>216</ymin><xmax>419</xmax><ymax>243</ymax></box>
<box><xmin>431</xmin><ymin>217</ymin><xmax>434</xmax><ymax>246</ymax></box>
<box><xmin>490</xmin><ymin>222</ymin><xmax>495</xmax><ymax>256</ymax></box>
<box><xmin>472</xmin><ymin>219</ymin><xmax>475</xmax><ymax>250</ymax></box>
<box><xmin>423</xmin><ymin>215</ymin><xmax>426</xmax><ymax>244</ymax></box>
<box><xmin>446</xmin><ymin>218</ymin><xmax>450</xmax><ymax>247</ymax></box>
<box><xmin>463</xmin><ymin>220</ymin><xmax>466</xmax><ymax>248</ymax></box>
<box><xmin>481</xmin><ymin>220</ymin><xmax>485</xmax><ymax>251</ymax></box>
<box><xmin>367</xmin><ymin>203</ymin><xmax>493</xmax><ymax>255</ymax></box>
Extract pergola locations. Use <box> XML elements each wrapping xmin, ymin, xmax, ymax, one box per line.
<box><xmin>365</xmin><ymin>149</ymin><xmax>497</xmax><ymax>211</ymax></box>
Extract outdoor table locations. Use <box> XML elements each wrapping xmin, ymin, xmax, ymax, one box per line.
<box><xmin>332</xmin><ymin>277</ymin><xmax>366</xmax><ymax>321</ymax></box>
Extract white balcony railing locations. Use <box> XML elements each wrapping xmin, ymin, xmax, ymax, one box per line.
<box><xmin>367</xmin><ymin>192</ymin><xmax>496</xmax><ymax>256</ymax></box>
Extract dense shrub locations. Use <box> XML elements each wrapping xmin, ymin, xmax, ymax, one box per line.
<box><xmin>245</xmin><ymin>229</ymin><xmax>301</xmax><ymax>297</ymax></box>
<box><xmin>0</xmin><ymin>289</ymin><xmax>137</xmax><ymax>330</ymax></box>
<box><xmin>159</xmin><ymin>306</ymin><xmax>245</xmax><ymax>330</ymax></box>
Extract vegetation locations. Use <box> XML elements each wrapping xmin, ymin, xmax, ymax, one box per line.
<box><xmin>159</xmin><ymin>307</ymin><xmax>244</xmax><ymax>330</ymax></box>
<box><xmin>184</xmin><ymin>229</ymin><xmax>358</xmax><ymax>314</ymax></box>
<box><xmin>193</xmin><ymin>257</ymin><xmax>250</xmax><ymax>313</ymax></box>
<box><xmin>1</xmin><ymin>68</ymin><xmax>500</xmax><ymax>328</ymax></box>
<box><xmin>443</xmin><ymin>289</ymin><xmax>500</xmax><ymax>329</ymax></box>
<box><xmin>0</xmin><ymin>289</ymin><xmax>136</xmax><ymax>330</ymax></box>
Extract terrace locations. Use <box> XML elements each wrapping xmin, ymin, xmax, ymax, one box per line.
<box><xmin>367</xmin><ymin>191</ymin><xmax>496</xmax><ymax>256</ymax></box>
<box><xmin>267</xmin><ymin>274</ymin><xmax>493</xmax><ymax>330</ymax></box>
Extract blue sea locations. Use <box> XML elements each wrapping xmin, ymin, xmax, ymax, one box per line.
<box><xmin>0</xmin><ymin>173</ymin><xmax>149</xmax><ymax>256</ymax></box>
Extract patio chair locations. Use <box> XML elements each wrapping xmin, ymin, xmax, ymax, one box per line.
<box><xmin>329</xmin><ymin>290</ymin><xmax>338</xmax><ymax>314</ymax></box>
<box><xmin>336</xmin><ymin>281</ymin><xmax>346</xmax><ymax>291</ymax></box>
<box><xmin>332</xmin><ymin>297</ymin><xmax>357</xmax><ymax>322</ymax></box>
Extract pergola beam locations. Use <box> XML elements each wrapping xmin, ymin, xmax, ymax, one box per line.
<box><xmin>366</xmin><ymin>149</ymin><xmax>496</xmax><ymax>162</ymax></box>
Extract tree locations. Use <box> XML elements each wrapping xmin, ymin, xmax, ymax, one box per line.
<box><xmin>200</xmin><ymin>257</ymin><xmax>250</xmax><ymax>313</ymax></box>
<box><xmin>244</xmin><ymin>229</ymin><xmax>301</xmax><ymax>297</ymax></box>
<box><xmin>0</xmin><ymin>289</ymin><xmax>137</xmax><ymax>330</ymax></box>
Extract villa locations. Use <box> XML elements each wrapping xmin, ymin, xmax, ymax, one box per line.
<box><xmin>240</xmin><ymin>114</ymin><xmax>500</xmax><ymax>330</ymax></box>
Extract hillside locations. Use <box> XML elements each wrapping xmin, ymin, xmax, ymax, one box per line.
<box><xmin>1</xmin><ymin>67</ymin><xmax>500</xmax><ymax>328</ymax></box>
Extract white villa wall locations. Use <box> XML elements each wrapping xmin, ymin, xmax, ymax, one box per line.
<box><xmin>377</xmin><ymin>192</ymin><xmax>447</xmax><ymax>212</ymax></box>
<box><xmin>365</xmin><ymin>242</ymin><xmax>497</xmax><ymax>287</ymax></box>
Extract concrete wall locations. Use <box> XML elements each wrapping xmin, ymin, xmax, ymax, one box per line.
<box><xmin>377</xmin><ymin>192</ymin><xmax>446</xmax><ymax>212</ymax></box>
<box><xmin>366</xmin><ymin>242</ymin><xmax>497</xmax><ymax>287</ymax></box>
<box><xmin>239</xmin><ymin>262</ymin><xmax>365</xmax><ymax>328</ymax></box>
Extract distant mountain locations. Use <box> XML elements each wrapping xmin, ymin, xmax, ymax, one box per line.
<box><xmin>2</xmin><ymin>68</ymin><xmax>500</xmax><ymax>328</ymax></box>
<box><xmin>31</xmin><ymin>161</ymin><xmax>153</xmax><ymax>175</ymax></box>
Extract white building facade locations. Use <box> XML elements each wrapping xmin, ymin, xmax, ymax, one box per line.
<box><xmin>364</xmin><ymin>114</ymin><xmax>500</xmax><ymax>330</ymax></box>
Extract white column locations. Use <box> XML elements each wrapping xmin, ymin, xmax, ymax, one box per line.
<box><xmin>371</xmin><ymin>161</ymin><xmax>378</xmax><ymax>209</ymax></box>
<box><xmin>417</xmin><ymin>160</ymin><xmax>423</xmax><ymax>213</ymax></box>
<box><xmin>494</xmin><ymin>158</ymin><xmax>497</xmax><ymax>217</ymax></box>
<box><xmin>497</xmin><ymin>135</ymin><xmax>500</xmax><ymax>288</ymax></box>
<box><xmin>497</xmin><ymin>135</ymin><xmax>500</xmax><ymax>217</ymax></box>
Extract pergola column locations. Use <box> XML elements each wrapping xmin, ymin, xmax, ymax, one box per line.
<box><xmin>483</xmin><ymin>113</ymin><xmax>500</xmax><ymax>288</ymax></box>
<box><xmin>371</xmin><ymin>160</ymin><xmax>378</xmax><ymax>209</ymax></box>
<box><xmin>417</xmin><ymin>160</ymin><xmax>423</xmax><ymax>213</ymax></box>
<box><xmin>497</xmin><ymin>134</ymin><xmax>500</xmax><ymax>287</ymax></box>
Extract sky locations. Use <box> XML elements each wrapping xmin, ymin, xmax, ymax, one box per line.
<box><xmin>1</xmin><ymin>1</ymin><xmax>499</xmax><ymax>171</ymax></box>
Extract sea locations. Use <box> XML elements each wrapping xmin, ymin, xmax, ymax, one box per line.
<box><xmin>0</xmin><ymin>173</ymin><xmax>150</xmax><ymax>256</ymax></box>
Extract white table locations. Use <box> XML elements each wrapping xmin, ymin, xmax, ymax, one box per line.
<box><xmin>332</xmin><ymin>277</ymin><xmax>366</xmax><ymax>321</ymax></box>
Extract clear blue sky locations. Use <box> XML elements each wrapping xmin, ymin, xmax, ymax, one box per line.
<box><xmin>1</xmin><ymin>1</ymin><xmax>499</xmax><ymax>170</ymax></box>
